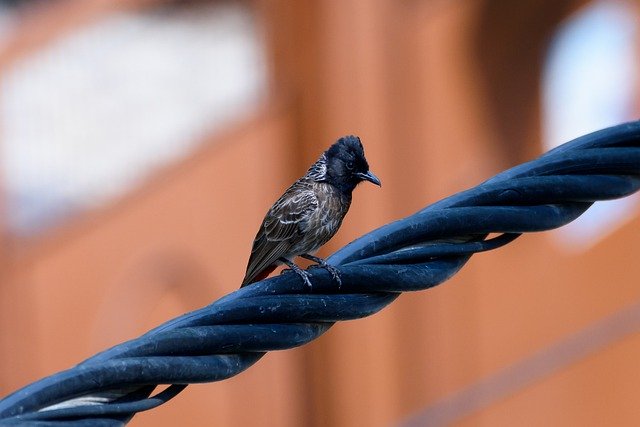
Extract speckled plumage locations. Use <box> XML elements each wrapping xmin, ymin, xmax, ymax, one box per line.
<box><xmin>241</xmin><ymin>135</ymin><xmax>380</xmax><ymax>287</ymax></box>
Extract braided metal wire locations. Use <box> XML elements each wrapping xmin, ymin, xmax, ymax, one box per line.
<box><xmin>0</xmin><ymin>121</ymin><xmax>639</xmax><ymax>425</ymax></box>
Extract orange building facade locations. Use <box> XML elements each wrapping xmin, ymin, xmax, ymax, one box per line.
<box><xmin>0</xmin><ymin>1</ymin><xmax>639</xmax><ymax>426</ymax></box>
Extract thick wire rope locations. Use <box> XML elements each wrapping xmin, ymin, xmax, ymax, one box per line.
<box><xmin>0</xmin><ymin>121</ymin><xmax>639</xmax><ymax>425</ymax></box>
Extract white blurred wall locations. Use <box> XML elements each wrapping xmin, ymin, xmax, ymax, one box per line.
<box><xmin>0</xmin><ymin>2</ymin><xmax>266</xmax><ymax>235</ymax></box>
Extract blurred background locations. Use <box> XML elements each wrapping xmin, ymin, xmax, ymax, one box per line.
<box><xmin>0</xmin><ymin>0</ymin><xmax>639</xmax><ymax>425</ymax></box>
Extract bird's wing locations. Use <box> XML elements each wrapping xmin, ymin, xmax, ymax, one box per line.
<box><xmin>241</xmin><ymin>183</ymin><xmax>318</xmax><ymax>286</ymax></box>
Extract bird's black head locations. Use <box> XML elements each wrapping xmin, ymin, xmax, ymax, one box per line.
<box><xmin>322</xmin><ymin>135</ymin><xmax>381</xmax><ymax>194</ymax></box>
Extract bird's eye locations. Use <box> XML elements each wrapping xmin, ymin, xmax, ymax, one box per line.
<box><xmin>346</xmin><ymin>161</ymin><xmax>354</xmax><ymax>170</ymax></box>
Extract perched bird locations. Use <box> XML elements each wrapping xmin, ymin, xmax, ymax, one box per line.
<box><xmin>241</xmin><ymin>136</ymin><xmax>381</xmax><ymax>288</ymax></box>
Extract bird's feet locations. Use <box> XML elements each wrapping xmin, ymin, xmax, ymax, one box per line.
<box><xmin>301</xmin><ymin>254</ymin><xmax>342</xmax><ymax>288</ymax></box>
<box><xmin>279</xmin><ymin>258</ymin><xmax>313</xmax><ymax>289</ymax></box>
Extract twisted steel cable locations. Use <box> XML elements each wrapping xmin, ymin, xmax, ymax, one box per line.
<box><xmin>1</xmin><ymin>121</ymin><xmax>639</xmax><ymax>425</ymax></box>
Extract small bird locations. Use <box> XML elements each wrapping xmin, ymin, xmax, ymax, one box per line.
<box><xmin>241</xmin><ymin>135</ymin><xmax>381</xmax><ymax>288</ymax></box>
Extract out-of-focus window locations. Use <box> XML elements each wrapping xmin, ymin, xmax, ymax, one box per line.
<box><xmin>0</xmin><ymin>1</ymin><xmax>266</xmax><ymax>235</ymax></box>
<box><xmin>542</xmin><ymin>0</ymin><xmax>639</xmax><ymax>251</ymax></box>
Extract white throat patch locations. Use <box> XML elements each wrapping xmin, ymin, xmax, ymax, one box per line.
<box><xmin>307</xmin><ymin>154</ymin><xmax>327</xmax><ymax>181</ymax></box>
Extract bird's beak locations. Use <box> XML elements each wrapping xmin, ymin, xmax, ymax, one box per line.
<box><xmin>357</xmin><ymin>170</ymin><xmax>381</xmax><ymax>186</ymax></box>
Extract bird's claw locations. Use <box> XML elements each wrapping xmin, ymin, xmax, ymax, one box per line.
<box><xmin>300</xmin><ymin>271</ymin><xmax>313</xmax><ymax>289</ymax></box>
<box><xmin>325</xmin><ymin>265</ymin><xmax>342</xmax><ymax>288</ymax></box>
<box><xmin>309</xmin><ymin>263</ymin><xmax>342</xmax><ymax>288</ymax></box>
<box><xmin>280</xmin><ymin>267</ymin><xmax>313</xmax><ymax>289</ymax></box>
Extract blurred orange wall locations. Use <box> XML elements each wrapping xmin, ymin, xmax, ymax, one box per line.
<box><xmin>1</xmin><ymin>1</ymin><xmax>640</xmax><ymax>426</ymax></box>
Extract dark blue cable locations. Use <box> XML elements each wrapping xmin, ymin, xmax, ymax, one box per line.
<box><xmin>0</xmin><ymin>121</ymin><xmax>639</xmax><ymax>426</ymax></box>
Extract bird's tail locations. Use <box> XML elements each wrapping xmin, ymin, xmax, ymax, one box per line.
<box><xmin>240</xmin><ymin>265</ymin><xmax>277</xmax><ymax>288</ymax></box>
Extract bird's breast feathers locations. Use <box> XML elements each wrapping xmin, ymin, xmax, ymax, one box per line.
<box><xmin>289</xmin><ymin>182</ymin><xmax>351</xmax><ymax>253</ymax></box>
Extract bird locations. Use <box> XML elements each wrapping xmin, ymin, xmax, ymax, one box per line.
<box><xmin>241</xmin><ymin>135</ymin><xmax>381</xmax><ymax>288</ymax></box>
